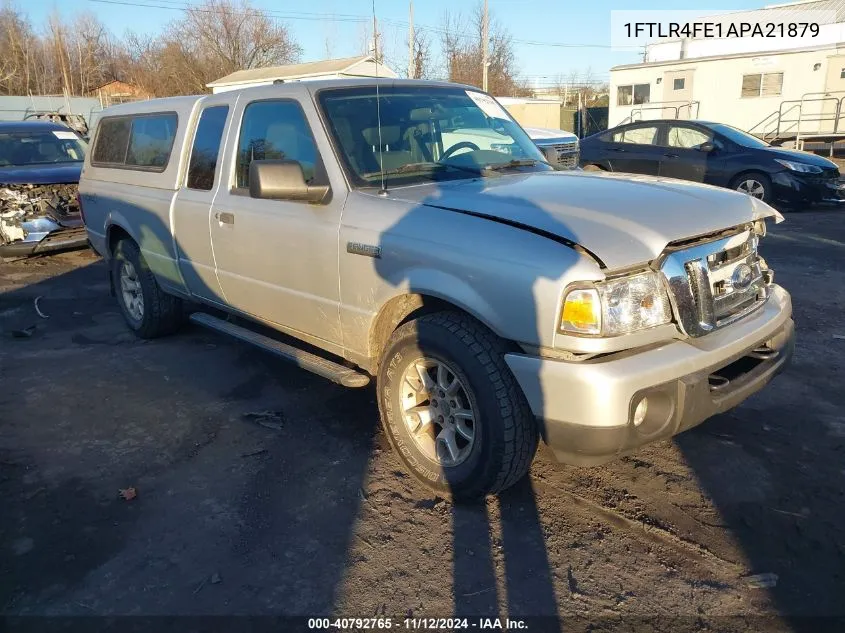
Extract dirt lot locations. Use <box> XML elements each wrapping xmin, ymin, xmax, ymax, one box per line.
<box><xmin>1</xmin><ymin>210</ymin><xmax>844</xmax><ymax>632</ymax></box>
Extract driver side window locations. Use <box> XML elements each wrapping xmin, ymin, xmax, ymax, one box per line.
<box><xmin>235</xmin><ymin>100</ymin><xmax>318</xmax><ymax>189</ymax></box>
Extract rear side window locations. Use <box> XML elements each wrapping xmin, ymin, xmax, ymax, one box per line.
<box><xmin>612</xmin><ymin>125</ymin><xmax>660</xmax><ymax>145</ymax></box>
<box><xmin>235</xmin><ymin>100</ymin><xmax>318</xmax><ymax>189</ymax></box>
<box><xmin>92</xmin><ymin>112</ymin><xmax>178</xmax><ymax>171</ymax></box>
<box><xmin>92</xmin><ymin>117</ymin><xmax>131</xmax><ymax>164</ymax></box>
<box><xmin>187</xmin><ymin>106</ymin><xmax>229</xmax><ymax>190</ymax></box>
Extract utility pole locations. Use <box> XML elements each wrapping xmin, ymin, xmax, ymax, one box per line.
<box><xmin>372</xmin><ymin>15</ymin><xmax>379</xmax><ymax>62</ymax></box>
<box><xmin>482</xmin><ymin>0</ymin><xmax>489</xmax><ymax>92</ymax></box>
<box><xmin>408</xmin><ymin>1</ymin><xmax>414</xmax><ymax>79</ymax></box>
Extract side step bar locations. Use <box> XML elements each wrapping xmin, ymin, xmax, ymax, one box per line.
<box><xmin>189</xmin><ymin>312</ymin><xmax>370</xmax><ymax>388</ymax></box>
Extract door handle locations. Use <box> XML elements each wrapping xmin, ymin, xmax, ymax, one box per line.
<box><xmin>663</xmin><ymin>153</ymin><xmax>679</xmax><ymax>159</ymax></box>
<box><xmin>609</xmin><ymin>147</ymin><xmax>627</xmax><ymax>152</ymax></box>
<box><xmin>215</xmin><ymin>212</ymin><xmax>235</xmax><ymax>225</ymax></box>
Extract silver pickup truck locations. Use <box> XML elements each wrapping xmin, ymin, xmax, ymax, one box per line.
<box><xmin>80</xmin><ymin>79</ymin><xmax>794</xmax><ymax>499</ymax></box>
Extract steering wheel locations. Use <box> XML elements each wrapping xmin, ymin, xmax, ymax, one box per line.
<box><xmin>441</xmin><ymin>141</ymin><xmax>481</xmax><ymax>160</ymax></box>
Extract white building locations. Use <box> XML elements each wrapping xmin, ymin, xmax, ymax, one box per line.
<box><xmin>609</xmin><ymin>0</ymin><xmax>845</xmax><ymax>138</ymax></box>
<box><xmin>207</xmin><ymin>56</ymin><xmax>397</xmax><ymax>94</ymax></box>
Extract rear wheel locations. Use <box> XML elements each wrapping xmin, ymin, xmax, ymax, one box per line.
<box><xmin>112</xmin><ymin>238</ymin><xmax>182</xmax><ymax>339</ymax></box>
<box><xmin>377</xmin><ymin>311</ymin><xmax>538</xmax><ymax>500</ymax></box>
<box><xmin>731</xmin><ymin>171</ymin><xmax>772</xmax><ymax>203</ymax></box>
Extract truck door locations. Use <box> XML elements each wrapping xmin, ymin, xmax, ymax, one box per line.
<box><xmin>172</xmin><ymin>94</ymin><xmax>237</xmax><ymax>303</ymax></box>
<box><xmin>209</xmin><ymin>94</ymin><xmax>344</xmax><ymax>350</ymax></box>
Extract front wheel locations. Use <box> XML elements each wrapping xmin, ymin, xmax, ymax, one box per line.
<box><xmin>377</xmin><ymin>312</ymin><xmax>538</xmax><ymax>500</ymax></box>
<box><xmin>731</xmin><ymin>171</ymin><xmax>772</xmax><ymax>203</ymax></box>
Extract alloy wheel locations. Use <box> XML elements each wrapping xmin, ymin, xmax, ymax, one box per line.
<box><xmin>400</xmin><ymin>357</ymin><xmax>477</xmax><ymax>467</ymax></box>
<box><xmin>736</xmin><ymin>179</ymin><xmax>766</xmax><ymax>199</ymax></box>
<box><xmin>120</xmin><ymin>260</ymin><xmax>144</xmax><ymax>321</ymax></box>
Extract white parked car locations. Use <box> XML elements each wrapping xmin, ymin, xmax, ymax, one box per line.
<box><xmin>523</xmin><ymin>126</ymin><xmax>580</xmax><ymax>169</ymax></box>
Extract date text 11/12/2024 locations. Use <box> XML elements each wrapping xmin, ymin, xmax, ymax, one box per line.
<box><xmin>307</xmin><ymin>618</ymin><xmax>528</xmax><ymax>630</ymax></box>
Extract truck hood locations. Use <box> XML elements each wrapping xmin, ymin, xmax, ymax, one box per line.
<box><xmin>386</xmin><ymin>171</ymin><xmax>783</xmax><ymax>270</ymax></box>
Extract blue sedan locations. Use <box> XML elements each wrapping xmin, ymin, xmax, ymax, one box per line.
<box><xmin>579</xmin><ymin>119</ymin><xmax>845</xmax><ymax>208</ymax></box>
<box><xmin>0</xmin><ymin>120</ymin><xmax>89</xmax><ymax>257</ymax></box>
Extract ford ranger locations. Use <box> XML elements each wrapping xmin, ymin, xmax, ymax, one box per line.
<box><xmin>79</xmin><ymin>80</ymin><xmax>794</xmax><ymax>499</ymax></box>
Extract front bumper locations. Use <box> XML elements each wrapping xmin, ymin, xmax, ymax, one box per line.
<box><xmin>0</xmin><ymin>216</ymin><xmax>88</xmax><ymax>257</ymax></box>
<box><xmin>771</xmin><ymin>170</ymin><xmax>845</xmax><ymax>206</ymax></box>
<box><xmin>505</xmin><ymin>285</ymin><xmax>794</xmax><ymax>465</ymax></box>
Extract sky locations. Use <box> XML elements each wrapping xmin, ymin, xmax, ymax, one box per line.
<box><xmin>23</xmin><ymin>0</ymin><xmax>770</xmax><ymax>86</ymax></box>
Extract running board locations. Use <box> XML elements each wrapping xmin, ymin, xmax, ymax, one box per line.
<box><xmin>189</xmin><ymin>312</ymin><xmax>370</xmax><ymax>388</ymax></box>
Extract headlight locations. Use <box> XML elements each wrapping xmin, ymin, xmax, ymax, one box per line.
<box><xmin>559</xmin><ymin>272</ymin><xmax>673</xmax><ymax>336</ymax></box>
<box><xmin>774</xmin><ymin>158</ymin><xmax>823</xmax><ymax>174</ymax></box>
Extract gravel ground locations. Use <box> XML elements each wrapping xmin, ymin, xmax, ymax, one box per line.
<box><xmin>0</xmin><ymin>209</ymin><xmax>843</xmax><ymax>632</ymax></box>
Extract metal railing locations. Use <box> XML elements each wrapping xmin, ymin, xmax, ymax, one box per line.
<box><xmin>748</xmin><ymin>91</ymin><xmax>845</xmax><ymax>146</ymax></box>
<box><xmin>616</xmin><ymin>100</ymin><xmax>700</xmax><ymax>126</ymax></box>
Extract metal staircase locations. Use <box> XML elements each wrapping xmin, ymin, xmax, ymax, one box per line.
<box><xmin>748</xmin><ymin>91</ymin><xmax>845</xmax><ymax>149</ymax></box>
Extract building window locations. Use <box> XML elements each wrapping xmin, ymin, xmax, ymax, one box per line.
<box><xmin>741</xmin><ymin>72</ymin><xmax>783</xmax><ymax>98</ymax></box>
<box><xmin>673</xmin><ymin>78</ymin><xmax>685</xmax><ymax>90</ymax></box>
<box><xmin>617</xmin><ymin>83</ymin><xmax>650</xmax><ymax>106</ymax></box>
<box><xmin>840</xmin><ymin>67</ymin><xmax>845</xmax><ymax>79</ymax></box>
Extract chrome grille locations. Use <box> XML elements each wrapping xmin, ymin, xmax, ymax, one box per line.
<box><xmin>538</xmin><ymin>140</ymin><xmax>579</xmax><ymax>169</ymax></box>
<box><xmin>556</xmin><ymin>153</ymin><xmax>579</xmax><ymax>169</ymax></box>
<box><xmin>661</xmin><ymin>230</ymin><xmax>769</xmax><ymax>337</ymax></box>
<box><xmin>552</xmin><ymin>141</ymin><xmax>578</xmax><ymax>153</ymax></box>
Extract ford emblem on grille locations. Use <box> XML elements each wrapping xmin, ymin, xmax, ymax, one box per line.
<box><xmin>731</xmin><ymin>263</ymin><xmax>754</xmax><ymax>290</ymax></box>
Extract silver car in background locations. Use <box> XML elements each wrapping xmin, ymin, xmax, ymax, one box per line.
<box><xmin>524</xmin><ymin>125</ymin><xmax>580</xmax><ymax>169</ymax></box>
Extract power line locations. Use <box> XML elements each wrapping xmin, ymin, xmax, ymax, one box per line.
<box><xmin>87</xmin><ymin>0</ymin><xmax>639</xmax><ymax>49</ymax></box>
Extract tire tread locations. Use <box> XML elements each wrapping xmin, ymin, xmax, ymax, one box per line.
<box><xmin>114</xmin><ymin>239</ymin><xmax>181</xmax><ymax>339</ymax></box>
<box><xmin>388</xmin><ymin>311</ymin><xmax>538</xmax><ymax>496</ymax></box>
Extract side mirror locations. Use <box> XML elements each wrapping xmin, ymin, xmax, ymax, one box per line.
<box><xmin>698</xmin><ymin>141</ymin><xmax>715</xmax><ymax>153</ymax></box>
<box><xmin>248</xmin><ymin>160</ymin><xmax>329</xmax><ymax>203</ymax></box>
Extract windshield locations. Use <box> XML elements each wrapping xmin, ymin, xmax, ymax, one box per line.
<box><xmin>0</xmin><ymin>130</ymin><xmax>87</xmax><ymax>167</ymax></box>
<box><xmin>318</xmin><ymin>86</ymin><xmax>550</xmax><ymax>186</ymax></box>
<box><xmin>705</xmin><ymin>123</ymin><xmax>770</xmax><ymax>149</ymax></box>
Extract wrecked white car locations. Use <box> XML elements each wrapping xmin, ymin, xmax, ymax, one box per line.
<box><xmin>0</xmin><ymin>120</ymin><xmax>88</xmax><ymax>257</ymax></box>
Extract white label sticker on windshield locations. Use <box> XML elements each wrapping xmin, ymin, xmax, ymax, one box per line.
<box><xmin>52</xmin><ymin>130</ymin><xmax>78</xmax><ymax>140</ymax></box>
<box><xmin>465</xmin><ymin>91</ymin><xmax>509</xmax><ymax>120</ymax></box>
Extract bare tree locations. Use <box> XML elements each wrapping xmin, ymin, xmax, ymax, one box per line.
<box><xmin>410</xmin><ymin>29</ymin><xmax>430</xmax><ymax>79</ymax></box>
<box><xmin>0</xmin><ymin>3</ymin><xmax>116</xmax><ymax>96</ymax></box>
<box><xmin>439</xmin><ymin>3</ymin><xmax>527</xmax><ymax>96</ymax></box>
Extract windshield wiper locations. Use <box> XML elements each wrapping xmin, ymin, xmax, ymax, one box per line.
<box><xmin>480</xmin><ymin>159</ymin><xmax>540</xmax><ymax>172</ymax></box>
<box><xmin>362</xmin><ymin>162</ymin><xmax>485</xmax><ymax>179</ymax></box>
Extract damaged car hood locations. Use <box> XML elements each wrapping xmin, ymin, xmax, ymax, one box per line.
<box><xmin>385</xmin><ymin>170</ymin><xmax>783</xmax><ymax>269</ymax></box>
<box><xmin>0</xmin><ymin>163</ymin><xmax>82</xmax><ymax>185</ymax></box>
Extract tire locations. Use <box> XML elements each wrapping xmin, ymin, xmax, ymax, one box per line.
<box><xmin>731</xmin><ymin>171</ymin><xmax>772</xmax><ymax>203</ymax></box>
<box><xmin>377</xmin><ymin>311</ymin><xmax>538</xmax><ymax>500</ymax></box>
<box><xmin>111</xmin><ymin>238</ymin><xmax>182</xmax><ymax>339</ymax></box>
